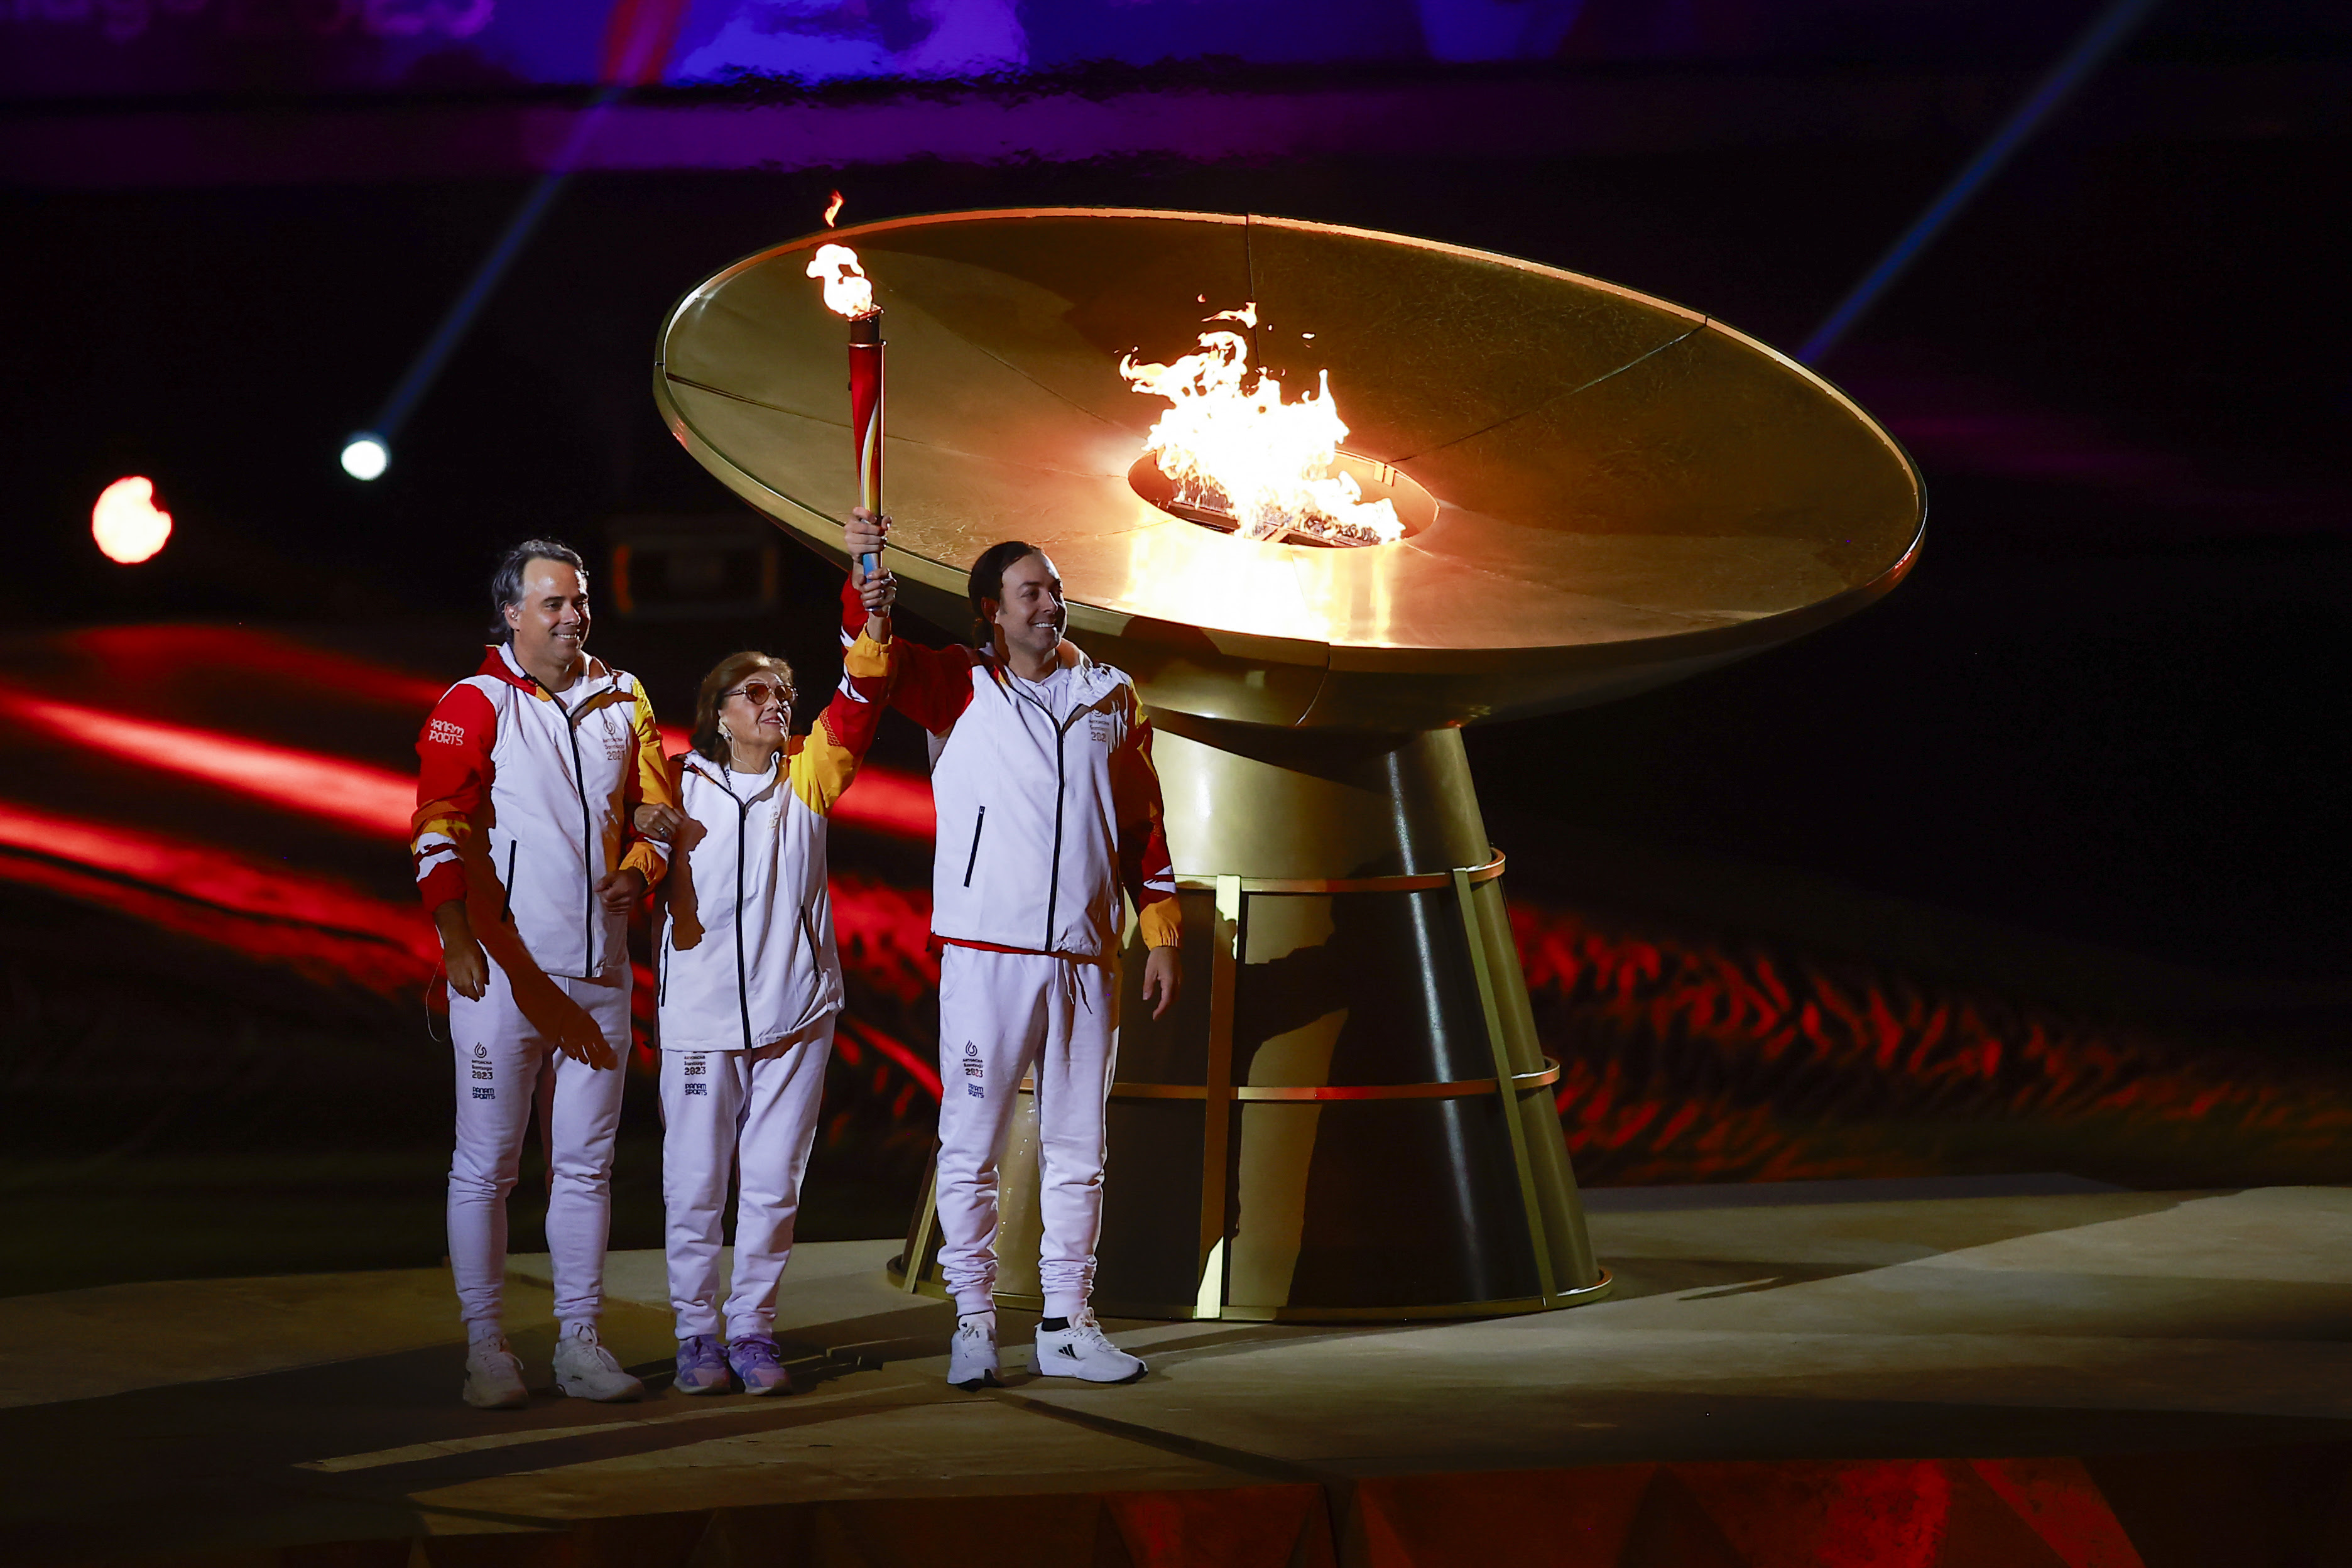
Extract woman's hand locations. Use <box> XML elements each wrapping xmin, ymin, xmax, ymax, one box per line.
<box><xmin>634</xmin><ymin>803</ymin><xmax>683</xmax><ymax>844</ymax></box>
<box><xmin>856</xmin><ymin>562</ymin><xmax>898</xmax><ymax>615</ymax></box>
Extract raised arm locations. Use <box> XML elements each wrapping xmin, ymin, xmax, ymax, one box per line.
<box><xmin>838</xmin><ymin>569</ymin><xmax>976</xmax><ymax>736</ymax></box>
<box><xmin>790</xmin><ymin>626</ymin><xmax>898</xmax><ymax>816</ymax></box>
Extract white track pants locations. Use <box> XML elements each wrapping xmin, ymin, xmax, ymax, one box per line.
<box><xmin>447</xmin><ymin>961</ymin><xmax>629</xmax><ymax>1334</ymax></box>
<box><xmin>660</xmin><ymin>1019</ymin><xmax>834</xmax><ymax>1341</ymax></box>
<box><xmin>935</xmin><ymin>946</ymin><xmax>1118</xmax><ymax>1319</ymax></box>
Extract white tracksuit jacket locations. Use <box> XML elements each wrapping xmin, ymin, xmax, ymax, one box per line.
<box><xmin>867</xmin><ymin>654</ymin><xmax>1179</xmax><ymax>959</ymax></box>
<box><xmin>412</xmin><ymin>643</ymin><xmax>672</xmax><ymax>978</ymax></box>
<box><xmin>654</xmin><ymin>628</ymin><xmax>890</xmax><ymax>1050</ymax></box>
<box><xmin>841</xmin><ymin>577</ymin><xmax>1180</xmax><ymax>959</ymax></box>
<box><xmin>659</xmin><ymin>750</ymin><xmax>841</xmax><ymax>1051</ymax></box>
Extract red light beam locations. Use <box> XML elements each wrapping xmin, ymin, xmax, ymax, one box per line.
<box><xmin>0</xmin><ymin>683</ymin><xmax>413</xmax><ymax>839</ymax></box>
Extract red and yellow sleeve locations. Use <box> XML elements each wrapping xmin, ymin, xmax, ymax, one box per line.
<box><xmin>789</xmin><ymin>629</ymin><xmax>896</xmax><ymax>815</ymax></box>
<box><xmin>618</xmin><ymin>682</ymin><xmax>675</xmax><ymax>888</ymax></box>
<box><xmin>412</xmin><ymin>683</ymin><xmax>496</xmax><ymax>912</ymax></box>
<box><xmin>1111</xmin><ymin>689</ymin><xmax>1181</xmax><ymax>950</ymax></box>
<box><xmin>840</xmin><ymin>572</ymin><xmax>976</xmax><ymax>736</ymax></box>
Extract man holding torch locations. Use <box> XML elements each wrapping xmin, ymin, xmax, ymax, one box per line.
<box><xmin>809</xmin><ymin>219</ymin><xmax>1179</xmax><ymax>1388</ymax></box>
<box><xmin>842</xmin><ymin>510</ymin><xmax>1182</xmax><ymax>1390</ymax></box>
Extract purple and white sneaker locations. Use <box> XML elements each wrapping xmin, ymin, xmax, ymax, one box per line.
<box><xmin>675</xmin><ymin>1334</ymin><xmax>731</xmax><ymax>1395</ymax></box>
<box><xmin>727</xmin><ymin>1334</ymin><xmax>792</xmax><ymax>1396</ymax></box>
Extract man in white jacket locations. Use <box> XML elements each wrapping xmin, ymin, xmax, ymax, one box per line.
<box><xmin>413</xmin><ymin>539</ymin><xmax>675</xmax><ymax>1410</ymax></box>
<box><xmin>844</xmin><ymin>509</ymin><xmax>1180</xmax><ymax>1390</ymax></box>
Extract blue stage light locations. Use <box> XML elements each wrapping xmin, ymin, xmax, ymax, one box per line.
<box><xmin>1800</xmin><ymin>0</ymin><xmax>2164</xmax><ymax>365</ymax></box>
<box><xmin>344</xmin><ymin>85</ymin><xmax>629</xmax><ymax>475</ymax></box>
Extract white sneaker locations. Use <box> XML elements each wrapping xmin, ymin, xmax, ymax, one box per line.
<box><xmin>550</xmin><ymin>1321</ymin><xmax>645</xmax><ymax>1403</ymax></box>
<box><xmin>947</xmin><ymin>1310</ymin><xmax>999</xmax><ymax>1391</ymax></box>
<box><xmin>1030</xmin><ymin>1310</ymin><xmax>1146</xmax><ymax>1384</ymax></box>
<box><xmin>461</xmin><ymin>1336</ymin><xmax>529</xmax><ymax>1409</ymax></box>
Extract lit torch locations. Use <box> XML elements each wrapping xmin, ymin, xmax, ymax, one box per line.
<box><xmin>806</xmin><ymin>192</ymin><xmax>885</xmax><ymax>577</ymax></box>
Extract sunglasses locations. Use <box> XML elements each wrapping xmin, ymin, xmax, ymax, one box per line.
<box><xmin>724</xmin><ymin>680</ymin><xmax>793</xmax><ymax>710</ymax></box>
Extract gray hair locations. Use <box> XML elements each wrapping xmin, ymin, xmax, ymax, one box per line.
<box><xmin>489</xmin><ymin>538</ymin><xmax>588</xmax><ymax>643</ymax></box>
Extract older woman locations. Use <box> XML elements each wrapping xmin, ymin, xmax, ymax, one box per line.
<box><xmin>634</xmin><ymin>567</ymin><xmax>895</xmax><ymax>1396</ymax></box>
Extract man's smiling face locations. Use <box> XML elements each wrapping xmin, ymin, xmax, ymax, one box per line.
<box><xmin>504</xmin><ymin>558</ymin><xmax>591</xmax><ymax>682</ymax></box>
<box><xmin>989</xmin><ymin>550</ymin><xmax>1065</xmax><ymax>667</ymax></box>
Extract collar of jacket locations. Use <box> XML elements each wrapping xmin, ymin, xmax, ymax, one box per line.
<box><xmin>983</xmin><ymin>637</ymin><xmax>1099</xmax><ymax>694</ymax></box>
<box><xmin>477</xmin><ymin>642</ymin><xmax>618</xmax><ymax>700</ymax></box>
<box><xmin>681</xmin><ymin>747</ymin><xmax>787</xmax><ymax>792</ymax></box>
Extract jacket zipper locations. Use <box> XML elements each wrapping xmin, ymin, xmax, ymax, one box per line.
<box><xmin>961</xmin><ymin>805</ymin><xmax>986</xmax><ymax>887</ymax></box>
<box><xmin>1043</xmin><ymin>723</ymin><xmax>1067</xmax><ymax>950</ymax></box>
<box><xmin>500</xmin><ymin>839</ymin><xmax>519</xmax><ymax>923</ymax></box>
<box><xmin>552</xmin><ymin>684</ymin><xmax>600</xmax><ymax>972</ymax></box>
<box><xmin>716</xmin><ymin>768</ymin><xmax>756</xmax><ymax>1054</ymax></box>
<box><xmin>1005</xmin><ymin>677</ymin><xmax>1085</xmax><ymax>952</ymax></box>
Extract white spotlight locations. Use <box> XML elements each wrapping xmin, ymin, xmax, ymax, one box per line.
<box><xmin>340</xmin><ymin>433</ymin><xmax>390</xmax><ymax>481</ymax></box>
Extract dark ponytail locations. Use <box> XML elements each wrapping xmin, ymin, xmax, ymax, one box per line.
<box><xmin>967</xmin><ymin>539</ymin><xmax>1040</xmax><ymax>651</ymax></box>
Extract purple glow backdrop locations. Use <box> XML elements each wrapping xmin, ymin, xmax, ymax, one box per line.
<box><xmin>21</xmin><ymin>0</ymin><xmax>2345</xmax><ymax>102</ymax></box>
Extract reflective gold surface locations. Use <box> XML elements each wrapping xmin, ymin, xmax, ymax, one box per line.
<box><xmin>656</xmin><ymin>208</ymin><xmax>1924</xmax><ymax>729</ymax></box>
<box><xmin>661</xmin><ymin>210</ymin><xmax>1909</xmax><ymax>1320</ymax></box>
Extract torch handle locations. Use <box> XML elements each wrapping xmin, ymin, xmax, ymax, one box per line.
<box><xmin>847</xmin><ymin>321</ymin><xmax>885</xmax><ymax>580</ymax></box>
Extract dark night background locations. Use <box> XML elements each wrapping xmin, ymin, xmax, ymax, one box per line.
<box><xmin>1</xmin><ymin>0</ymin><xmax>2346</xmax><ymax>1297</ymax></box>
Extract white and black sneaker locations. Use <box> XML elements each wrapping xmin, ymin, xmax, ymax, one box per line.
<box><xmin>1030</xmin><ymin>1310</ymin><xmax>1146</xmax><ymax>1384</ymax></box>
<box><xmin>948</xmin><ymin>1310</ymin><xmax>1000</xmax><ymax>1391</ymax></box>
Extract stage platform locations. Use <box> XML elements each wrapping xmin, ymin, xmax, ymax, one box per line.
<box><xmin>4</xmin><ymin>1179</ymin><xmax>2347</xmax><ymax>1566</ymax></box>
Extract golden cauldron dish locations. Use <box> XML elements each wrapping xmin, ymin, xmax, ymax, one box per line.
<box><xmin>656</xmin><ymin>210</ymin><xmax>1923</xmax><ymax>1322</ymax></box>
<box><xmin>655</xmin><ymin>208</ymin><xmax>1923</xmax><ymax>732</ymax></box>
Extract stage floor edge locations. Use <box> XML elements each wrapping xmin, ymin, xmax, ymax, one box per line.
<box><xmin>3</xmin><ymin>1181</ymin><xmax>2347</xmax><ymax>1566</ymax></box>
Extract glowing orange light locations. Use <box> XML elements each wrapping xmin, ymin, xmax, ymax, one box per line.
<box><xmin>805</xmin><ymin>243</ymin><xmax>877</xmax><ymax>320</ymax></box>
<box><xmin>92</xmin><ymin>476</ymin><xmax>172</xmax><ymax>564</ymax></box>
<box><xmin>1121</xmin><ymin>303</ymin><xmax>1402</xmax><ymax>547</ymax></box>
<box><xmin>823</xmin><ymin>189</ymin><xmax>846</xmax><ymax>227</ymax></box>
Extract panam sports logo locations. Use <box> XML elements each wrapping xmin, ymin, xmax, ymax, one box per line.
<box><xmin>428</xmin><ymin>718</ymin><xmax>467</xmax><ymax>746</ymax></box>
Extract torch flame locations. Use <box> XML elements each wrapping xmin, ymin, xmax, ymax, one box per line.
<box><xmin>807</xmin><ymin>242</ymin><xmax>877</xmax><ymax>321</ymax></box>
<box><xmin>823</xmin><ymin>189</ymin><xmax>846</xmax><ymax>227</ymax></box>
<box><xmin>1120</xmin><ymin>304</ymin><xmax>1402</xmax><ymax>548</ymax></box>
